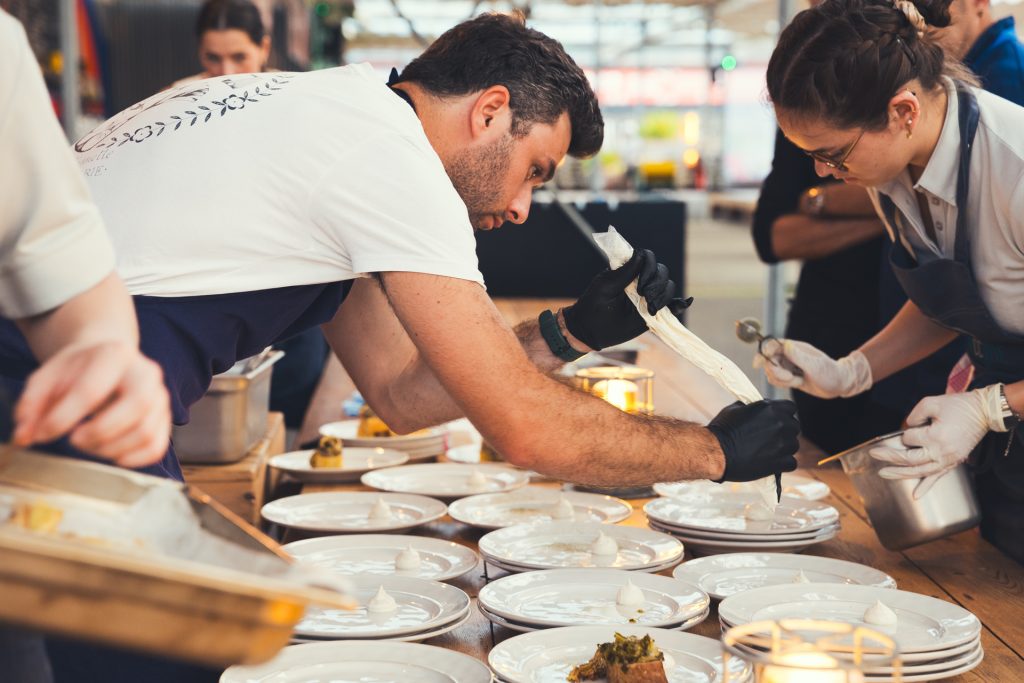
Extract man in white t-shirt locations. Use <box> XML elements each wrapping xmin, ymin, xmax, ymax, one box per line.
<box><xmin>2</xmin><ymin>12</ymin><xmax>801</xmax><ymax>682</ymax></box>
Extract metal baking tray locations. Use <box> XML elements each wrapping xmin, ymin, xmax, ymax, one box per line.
<box><xmin>0</xmin><ymin>448</ymin><xmax>352</xmax><ymax>667</ymax></box>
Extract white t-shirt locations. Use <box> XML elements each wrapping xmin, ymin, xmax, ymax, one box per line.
<box><xmin>74</xmin><ymin>64</ymin><xmax>483</xmax><ymax>297</ymax></box>
<box><xmin>869</xmin><ymin>79</ymin><xmax>1024</xmax><ymax>335</ymax></box>
<box><xmin>0</xmin><ymin>10</ymin><xmax>115</xmax><ymax>318</ymax></box>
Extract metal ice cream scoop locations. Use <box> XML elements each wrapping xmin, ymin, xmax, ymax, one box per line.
<box><xmin>734</xmin><ymin>317</ymin><xmax>803</xmax><ymax>378</ymax></box>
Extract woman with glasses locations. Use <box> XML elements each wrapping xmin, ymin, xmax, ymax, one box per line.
<box><xmin>756</xmin><ymin>0</ymin><xmax>1024</xmax><ymax>563</ymax></box>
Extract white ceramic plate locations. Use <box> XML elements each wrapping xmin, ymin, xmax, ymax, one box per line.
<box><xmin>260</xmin><ymin>492</ymin><xmax>446</xmax><ymax>533</ymax></box>
<box><xmin>651</xmin><ymin>520</ymin><xmax>841</xmax><ymax>542</ymax></box>
<box><xmin>718</xmin><ymin>583</ymin><xmax>981</xmax><ymax>653</ymax></box>
<box><xmin>319</xmin><ymin>419</ymin><xmax>448</xmax><ymax>457</ymax></box>
<box><xmin>644</xmin><ymin>493</ymin><xmax>840</xmax><ymax>535</ymax></box>
<box><xmin>479</xmin><ymin>569</ymin><xmax>708</xmax><ymax>628</ymax></box>
<box><xmin>654</xmin><ymin>473</ymin><xmax>831</xmax><ymax>501</ymax></box>
<box><xmin>480</xmin><ymin>552</ymin><xmax>683</xmax><ymax>577</ymax></box>
<box><xmin>447</xmin><ymin>488</ymin><xmax>633</xmax><ymax>530</ymax></box>
<box><xmin>362</xmin><ymin>463</ymin><xmax>530</xmax><ymax>500</ymax></box>
<box><xmin>269</xmin><ymin>447</ymin><xmax>408</xmax><ymax>483</ymax></box>
<box><xmin>648</xmin><ymin>520</ymin><xmax>838</xmax><ymax>555</ymax></box>
<box><xmin>293</xmin><ymin>574</ymin><xmax>470</xmax><ymax>639</ymax></box>
<box><xmin>488</xmin><ymin>625</ymin><xmax>751</xmax><ymax>683</ymax></box>
<box><xmin>479</xmin><ymin>602</ymin><xmax>710</xmax><ymax>634</ymax></box>
<box><xmin>479</xmin><ymin>521</ymin><xmax>684</xmax><ymax>571</ymax></box>
<box><xmin>282</xmin><ymin>534</ymin><xmax>478</xmax><ymax>582</ymax></box>
<box><xmin>864</xmin><ymin>646</ymin><xmax>983</xmax><ymax>681</ymax></box>
<box><xmin>221</xmin><ymin>640</ymin><xmax>493</xmax><ymax>683</ymax></box>
<box><xmin>291</xmin><ymin>608</ymin><xmax>475</xmax><ymax>645</ymax></box>
<box><xmin>723</xmin><ymin>630</ymin><xmax>979</xmax><ymax>665</ymax></box>
<box><xmin>673</xmin><ymin>553</ymin><xmax>896</xmax><ymax>600</ymax></box>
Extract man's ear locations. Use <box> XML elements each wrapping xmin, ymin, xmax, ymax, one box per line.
<box><xmin>469</xmin><ymin>85</ymin><xmax>512</xmax><ymax>139</ymax></box>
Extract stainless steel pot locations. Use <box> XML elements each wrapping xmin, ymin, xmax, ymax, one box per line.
<box><xmin>836</xmin><ymin>430</ymin><xmax>980</xmax><ymax>550</ymax></box>
<box><xmin>173</xmin><ymin>350</ymin><xmax>284</xmax><ymax>464</ymax></box>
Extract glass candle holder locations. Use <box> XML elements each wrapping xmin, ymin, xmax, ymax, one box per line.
<box><xmin>721</xmin><ymin>619</ymin><xmax>901</xmax><ymax>683</ymax></box>
<box><xmin>575</xmin><ymin>366</ymin><xmax>654</xmax><ymax>415</ymax></box>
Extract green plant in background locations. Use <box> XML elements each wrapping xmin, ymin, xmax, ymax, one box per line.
<box><xmin>638</xmin><ymin>111</ymin><xmax>679</xmax><ymax>140</ymax></box>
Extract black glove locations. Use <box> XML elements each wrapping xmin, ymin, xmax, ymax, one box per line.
<box><xmin>707</xmin><ymin>400</ymin><xmax>800</xmax><ymax>482</ymax></box>
<box><xmin>563</xmin><ymin>248</ymin><xmax>693</xmax><ymax>350</ymax></box>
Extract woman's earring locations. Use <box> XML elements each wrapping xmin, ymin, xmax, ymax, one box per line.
<box><xmin>906</xmin><ymin>118</ymin><xmax>913</xmax><ymax>139</ymax></box>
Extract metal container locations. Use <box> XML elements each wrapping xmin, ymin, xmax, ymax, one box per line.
<box><xmin>836</xmin><ymin>431</ymin><xmax>981</xmax><ymax>550</ymax></box>
<box><xmin>174</xmin><ymin>350</ymin><xmax>284</xmax><ymax>464</ymax></box>
<box><xmin>0</xmin><ymin>448</ymin><xmax>353</xmax><ymax>667</ymax></box>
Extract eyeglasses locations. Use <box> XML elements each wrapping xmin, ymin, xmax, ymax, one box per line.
<box><xmin>803</xmin><ymin>129</ymin><xmax>865</xmax><ymax>172</ymax></box>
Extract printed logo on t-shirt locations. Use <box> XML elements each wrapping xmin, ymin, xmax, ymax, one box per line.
<box><xmin>74</xmin><ymin>73</ymin><xmax>295</xmax><ymax>159</ymax></box>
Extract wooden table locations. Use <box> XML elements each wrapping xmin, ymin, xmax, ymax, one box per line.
<box><xmin>288</xmin><ymin>298</ymin><xmax>1024</xmax><ymax>681</ymax></box>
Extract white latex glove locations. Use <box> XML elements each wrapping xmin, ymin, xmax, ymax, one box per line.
<box><xmin>752</xmin><ymin>339</ymin><xmax>873</xmax><ymax>399</ymax></box>
<box><xmin>868</xmin><ymin>385</ymin><xmax>1005</xmax><ymax>499</ymax></box>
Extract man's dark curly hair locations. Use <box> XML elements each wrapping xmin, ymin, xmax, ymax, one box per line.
<box><xmin>394</xmin><ymin>12</ymin><xmax>603</xmax><ymax>158</ymax></box>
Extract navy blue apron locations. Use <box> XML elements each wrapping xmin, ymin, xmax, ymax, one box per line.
<box><xmin>878</xmin><ymin>83</ymin><xmax>1024</xmax><ymax>563</ymax></box>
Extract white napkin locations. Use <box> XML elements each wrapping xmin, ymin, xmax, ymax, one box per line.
<box><xmin>593</xmin><ymin>227</ymin><xmax>777</xmax><ymax>509</ymax></box>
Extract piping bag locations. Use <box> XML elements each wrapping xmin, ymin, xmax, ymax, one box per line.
<box><xmin>593</xmin><ymin>227</ymin><xmax>781</xmax><ymax>507</ymax></box>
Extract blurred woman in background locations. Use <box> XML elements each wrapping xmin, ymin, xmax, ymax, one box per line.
<box><xmin>171</xmin><ymin>0</ymin><xmax>271</xmax><ymax>87</ymax></box>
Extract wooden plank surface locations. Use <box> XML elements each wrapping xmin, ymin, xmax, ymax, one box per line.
<box><xmin>284</xmin><ymin>297</ymin><xmax>1024</xmax><ymax>681</ymax></box>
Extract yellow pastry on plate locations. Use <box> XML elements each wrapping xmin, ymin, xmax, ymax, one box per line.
<box><xmin>309</xmin><ymin>435</ymin><xmax>344</xmax><ymax>468</ymax></box>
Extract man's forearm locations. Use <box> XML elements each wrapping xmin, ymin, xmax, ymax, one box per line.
<box><xmin>859</xmin><ymin>301</ymin><xmax>960</xmax><ymax>383</ymax></box>
<box><xmin>514</xmin><ymin>308</ymin><xmax>592</xmax><ymax>373</ymax></box>
<box><xmin>771</xmin><ymin>214</ymin><xmax>885</xmax><ymax>261</ymax></box>
<box><xmin>15</xmin><ymin>272</ymin><xmax>139</xmax><ymax>362</ymax></box>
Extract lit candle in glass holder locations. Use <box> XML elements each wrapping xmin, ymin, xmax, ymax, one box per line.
<box><xmin>575</xmin><ymin>367</ymin><xmax>654</xmax><ymax>416</ymax></box>
<box><xmin>592</xmin><ymin>378</ymin><xmax>639</xmax><ymax>413</ymax></box>
<box><xmin>720</xmin><ymin>619</ymin><xmax>898</xmax><ymax>683</ymax></box>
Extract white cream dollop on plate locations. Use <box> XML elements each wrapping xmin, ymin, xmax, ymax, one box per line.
<box><xmin>467</xmin><ymin>470</ymin><xmax>488</xmax><ymax>489</ymax></box>
<box><xmin>395</xmin><ymin>544</ymin><xmax>421</xmax><ymax>571</ymax></box>
<box><xmin>616</xmin><ymin>579</ymin><xmax>644</xmax><ymax>606</ymax></box>
<box><xmin>744</xmin><ymin>501</ymin><xmax>774</xmax><ymax>521</ymax></box>
<box><xmin>551</xmin><ymin>495</ymin><xmax>575</xmax><ymax>520</ymax></box>
<box><xmin>793</xmin><ymin>569</ymin><xmax>811</xmax><ymax>584</ymax></box>
<box><xmin>367</xmin><ymin>586</ymin><xmax>398</xmax><ymax>613</ymax></box>
<box><xmin>590</xmin><ymin>532</ymin><xmax>618</xmax><ymax>556</ymax></box>
<box><xmin>863</xmin><ymin>600</ymin><xmax>898</xmax><ymax>627</ymax></box>
<box><xmin>368</xmin><ymin>497</ymin><xmax>393</xmax><ymax>522</ymax></box>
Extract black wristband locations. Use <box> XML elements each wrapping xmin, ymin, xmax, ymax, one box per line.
<box><xmin>539</xmin><ymin>309</ymin><xmax>586</xmax><ymax>362</ymax></box>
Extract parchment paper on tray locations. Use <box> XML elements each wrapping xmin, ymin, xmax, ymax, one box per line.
<box><xmin>593</xmin><ymin>227</ymin><xmax>777</xmax><ymax>509</ymax></box>
<box><xmin>0</xmin><ymin>449</ymin><xmax>354</xmax><ymax>667</ymax></box>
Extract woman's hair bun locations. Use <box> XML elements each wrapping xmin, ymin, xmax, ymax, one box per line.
<box><xmin>905</xmin><ymin>0</ymin><xmax>953</xmax><ymax>29</ymax></box>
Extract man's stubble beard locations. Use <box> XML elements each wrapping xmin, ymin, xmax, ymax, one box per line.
<box><xmin>445</xmin><ymin>133</ymin><xmax>514</xmax><ymax>229</ymax></box>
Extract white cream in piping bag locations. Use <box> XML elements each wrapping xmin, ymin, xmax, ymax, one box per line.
<box><xmin>863</xmin><ymin>600</ymin><xmax>898</xmax><ymax>627</ymax></box>
<box><xmin>395</xmin><ymin>544</ymin><xmax>421</xmax><ymax>571</ymax></box>
<box><xmin>590</xmin><ymin>532</ymin><xmax>619</xmax><ymax>556</ymax></box>
<box><xmin>551</xmin><ymin>495</ymin><xmax>575</xmax><ymax>520</ymax></box>
<box><xmin>367</xmin><ymin>586</ymin><xmax>398</xmax><ymax>613</ymax></box>
<box><xmin>594</xmin><ymin>227</ymin><xmax>779</xmax><ymax>512</ymax></box>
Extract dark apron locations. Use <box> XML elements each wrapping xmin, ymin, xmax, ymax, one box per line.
<box><xmin>878</xmin><ymin>83</ymin><xmax>1024</xmax><ymax>564</ymax></box>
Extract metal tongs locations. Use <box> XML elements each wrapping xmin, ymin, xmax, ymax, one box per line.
<box><xmin>734</xmin><ymin>317</ymin><xmax>804</xmax><ymax>378</ymax></box>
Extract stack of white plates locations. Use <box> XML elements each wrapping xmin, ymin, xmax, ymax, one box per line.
<box><xmin>261</xmin><ymin>491</ymin><xmax>446</xmax><ymax>534</ymax></box>
<box><xmin>282</xmin><ymin>534</ymin><xmax>479</xmax><ymax>582</ymax></box>
<box><xmin>448</xmin><ymin>487</ymin><xmax>633</xmax><ymax>530</ymax></box>
<box><xmin>654</xmin><ymin>471</ymin><xmax>831</xmax><ymax>501</ymax></box>
<box><xmin>291</xmin><ymin>574</ymin><xmax>472</xmax><ymax>643</ymax></box>
<box><xmin>478</xmin><ymin>521</ymin><xmax>684</xmax><ymax>573</ymax></box>
<box><xmin>644</xmin><ymin>492</ymin><xmax>840</xmax><ymax>555</ymax></box>
<box><xmin>478</xmin><ymin>569</ymin><xmax>710</xmax><ymax>633</ymax></box>
<box><xmin>362</xmin><ymin>463</ymin><xmax>529</xmax><ymax>501</ymax></box>
<box><xmin>719</xmin><ymin>584</ymin><xmax>983</xmax><ymax>682</ymax></box>
<box><xmin>673</xmin><ymin>553</ymin><xmax>896</xmax><ymax>600</ymax></box>
<box><xmin>222</xmin><ymin>641</ymin><xmax>494</xmax><ymax>682</ymax></box>
<box><xmin>319</xmin><ymin>419</ymin><xmax>449</xmax><ymax>461</ymax></box>
<box><xmin>488</xmin><ymin>625</ymin><xmax>752</xmax><ymax>683</ymax></box>
<box><xmin>268</xmin><ymin>447</ymin><xmax>408</xmax><ymax>484</ymax></box>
